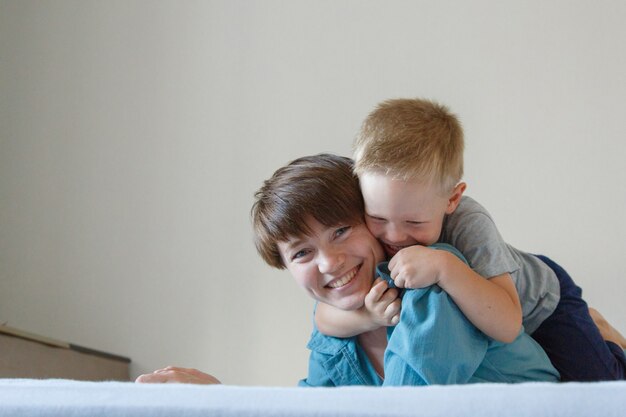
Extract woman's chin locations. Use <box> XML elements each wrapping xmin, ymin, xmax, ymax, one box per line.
<box><xmin>333</xmin><ymin>295</ymin><xmax>366</xmax><ymax>312</ymax></box>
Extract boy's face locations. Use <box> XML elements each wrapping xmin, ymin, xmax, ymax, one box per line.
<box><xmin>359</xmin><ymin>172</ymin><xmax>464</xmax><ymax>257</ymax></box>
<box><xmin>277</xmin><ymin>218</ymin><xmax>385</xmax><ymax>311</ymax></box>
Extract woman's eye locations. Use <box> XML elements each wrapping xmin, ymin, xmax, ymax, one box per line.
<box><xmin>292</xmin><ymin>249</ymin><xmax>310</xmax><ymax>260</ymax></box>
<box><xmin>335</xmin><ymin>226</ymin><xmax>351</xmax><ymax>237</ymax></box>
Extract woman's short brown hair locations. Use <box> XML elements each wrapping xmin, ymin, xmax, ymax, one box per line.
<box><xmin>251</xmin><ymin>153</ymin><xmax>364</xmax><ymax>269</ymax></box>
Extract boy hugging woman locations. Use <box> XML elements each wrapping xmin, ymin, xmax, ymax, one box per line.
<box><xmin>137</xmin><ymin>98</ymin><xmax>626</xmax><ymax>386</ymax></box>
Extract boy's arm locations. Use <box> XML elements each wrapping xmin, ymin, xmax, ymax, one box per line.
<box><xmin>390</xmin><ymin>246</ymin><xmax>522</xmax><ymax>343</ymax></box>
<box><xmin>315</xmin><ymin>278</ymin><xmax>401</xmax><ymax>338</ymax></box>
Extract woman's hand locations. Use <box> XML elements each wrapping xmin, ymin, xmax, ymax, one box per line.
<box><xmin>135</xmin><ymin>366</ymin><xmax>221</xmax><ymax>384</ymax></box>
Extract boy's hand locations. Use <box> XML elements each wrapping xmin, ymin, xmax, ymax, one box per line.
<box><xmin>364</xmin><ymin>277</ymin><xmax>401</xmax><ymax>326</ymax></box>
<box><xmin>389</xmin><ymin>245</ymin><xmax>441</xmax><ymax>289</ymax></box>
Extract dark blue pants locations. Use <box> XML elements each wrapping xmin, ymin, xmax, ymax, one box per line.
<box><xmin>531</xmin><ymin>255</ymin><xmax>626</xmax><ymax>381</ymax></box>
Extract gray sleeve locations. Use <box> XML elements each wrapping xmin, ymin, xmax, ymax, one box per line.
<box><xmin>444</xmin><ymin>209</ymin><xmax>519</xmax><ymax>280</ymax></box>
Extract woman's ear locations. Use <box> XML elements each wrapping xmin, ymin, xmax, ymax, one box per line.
<box><xmin>446</xmin><ymin>182</ymin><xmax>466</xmax><ymax>214</ymax></box>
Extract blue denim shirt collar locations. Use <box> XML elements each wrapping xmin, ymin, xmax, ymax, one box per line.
<box><xmin>306</xmin><ymin>328</ymin><xmax>375</xmax><ymax>386</ymax></box>
<box><xmin>306</xmin><ymin>327</ymin><xmax>353</xmax><ymax>354</ymax></box>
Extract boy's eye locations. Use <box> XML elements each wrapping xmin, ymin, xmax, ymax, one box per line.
<box><xmin>407</xmin><ymin>221</ymin><xmax>424</xmax><ymax>225</ymax></box>
<box><xmin>366</xmin><ymin>214</ymin><xmax>386</xmax><ymax>222</ymax></box>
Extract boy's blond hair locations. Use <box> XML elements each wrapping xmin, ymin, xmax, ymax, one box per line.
<box><xmin>354</xmin><ymin>98</ymin><xmax>464</xmax><ymax>192</ymax></box>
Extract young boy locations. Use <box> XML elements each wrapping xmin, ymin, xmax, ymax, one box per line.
<box><xmin>316</xmin><ymin>98</ymin><xmax>626</xmax><ymax>381</ymax></box>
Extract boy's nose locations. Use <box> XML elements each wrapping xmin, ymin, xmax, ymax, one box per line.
<box><xmin>318</xmin><ymin>250</ymin><xmax>345</xmax><ymax>274</ymax></box>
<box><xmin>383</xmin><ymin>223</ymin><xmax>406</xmax><ymax>244</ymax></box>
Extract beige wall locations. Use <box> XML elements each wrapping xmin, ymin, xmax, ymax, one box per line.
<box><xmin>1</xmin><ymin>0</ymin><xmax>625</xmax><ymax>385</ymax></box>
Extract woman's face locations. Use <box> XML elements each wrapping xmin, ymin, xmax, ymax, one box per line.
<box><xmin>277</xmin><ymin>218</ymin><xmax>385</xmax><ymax>311</ymax></box>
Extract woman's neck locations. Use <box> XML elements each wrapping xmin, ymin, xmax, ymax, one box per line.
<box><xmin>357</xmin><ymin>327</ymin><xmax>388</xmax><ymax>379</ymax></box>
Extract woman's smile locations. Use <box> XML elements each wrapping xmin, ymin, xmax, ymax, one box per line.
<box><xmin>326</xmin><ymin>265</ymin><xmax>361</xmax><ymax>289</ymax></box>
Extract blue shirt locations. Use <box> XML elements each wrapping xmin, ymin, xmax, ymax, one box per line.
<box><xmin>299</xmin><ymin>244</ymin><xmax>559</xmax><ymax>387</ymax></box>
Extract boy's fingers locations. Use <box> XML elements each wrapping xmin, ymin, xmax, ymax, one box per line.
<box><xmin>388</xmin><ymin>262</ymin><xmax>398</xmax><ymax>279</ymax></box>
<box><xmin>378</xmin><ymin>287</ymin><xmax>399</xmax><ymax>305</ymax></box>
<box><xmin>366</xmin><ymin>278</ymin><xmax>388</xmax><ymax>302</ymax></box>
<box><xmin>393</xmin><ymin>274</ymin><xmax>406</xmax><ymax>288</ymax></box>
<box><xmin>388</xmin><ymin>253</ymin><xmax>398</xmax><ymax>271</ymax></box>
<box><xmin>385</xmin><ymin>299</ymin><xmax>402</xmax><ymax>317</ymax></box>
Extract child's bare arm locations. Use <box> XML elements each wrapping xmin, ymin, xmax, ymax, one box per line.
<box><xmin>390</xmin><ymin>246</ymin><xmax>522</xmax><ymax>343</ymax></box>
<box><xmin>315</xmin><ymin>278</ymin><xmax>401</xmax><ymax>338</ymax></box>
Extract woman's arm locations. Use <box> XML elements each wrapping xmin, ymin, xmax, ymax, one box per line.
<box><xmin>315</xmin><ymin>278</ymin><xmax>401</xmax><ymax>337</ymax></box>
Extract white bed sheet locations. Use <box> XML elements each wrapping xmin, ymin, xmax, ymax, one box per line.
<box><xmin>1</xmin><ymin>378</ymin><xmax>625</xmax><ymax>417</ymax></box>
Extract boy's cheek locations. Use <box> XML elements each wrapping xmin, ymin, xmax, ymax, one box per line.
<box><xmin>363</xmin><ymin>219</ymin><xmax>381</xmax><ymax>237</ymax></box>
<box><xmin>377</xmin><ymin>241</ymin><xmax>396</xmax><ymax>258</ymax></box>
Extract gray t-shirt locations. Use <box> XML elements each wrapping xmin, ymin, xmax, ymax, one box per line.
<box><xmin>439</xmin><ymin>196</ymin><xmax>560</xmax><ymax>334</ymax></box>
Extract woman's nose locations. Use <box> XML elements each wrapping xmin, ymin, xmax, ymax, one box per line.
<box><xmin>318</xmin><ymin>249</ymin><xmax>345</xmax><ymax>274</ymax></box>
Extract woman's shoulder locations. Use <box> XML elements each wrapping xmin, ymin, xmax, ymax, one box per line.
<box><xmin>306</xmin><ymin>326</ymin><xmax>354</xmax><ymax>355</ymax></box>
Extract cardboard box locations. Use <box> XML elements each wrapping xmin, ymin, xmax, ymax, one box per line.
<box><xmin>0</xmin><ymin>325</ymin><xmax>130</xmax><ymax>381</ymax></box>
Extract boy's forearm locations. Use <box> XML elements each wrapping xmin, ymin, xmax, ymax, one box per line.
<box><xmin>436</xmin><ymin>251</ymin><xmax>523</xmax><ymax>343</ymax></box>
<box><xmin>315</xmin><ymin>303</ymin><xmax>380</xmax><ymax>338</ymax></box>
